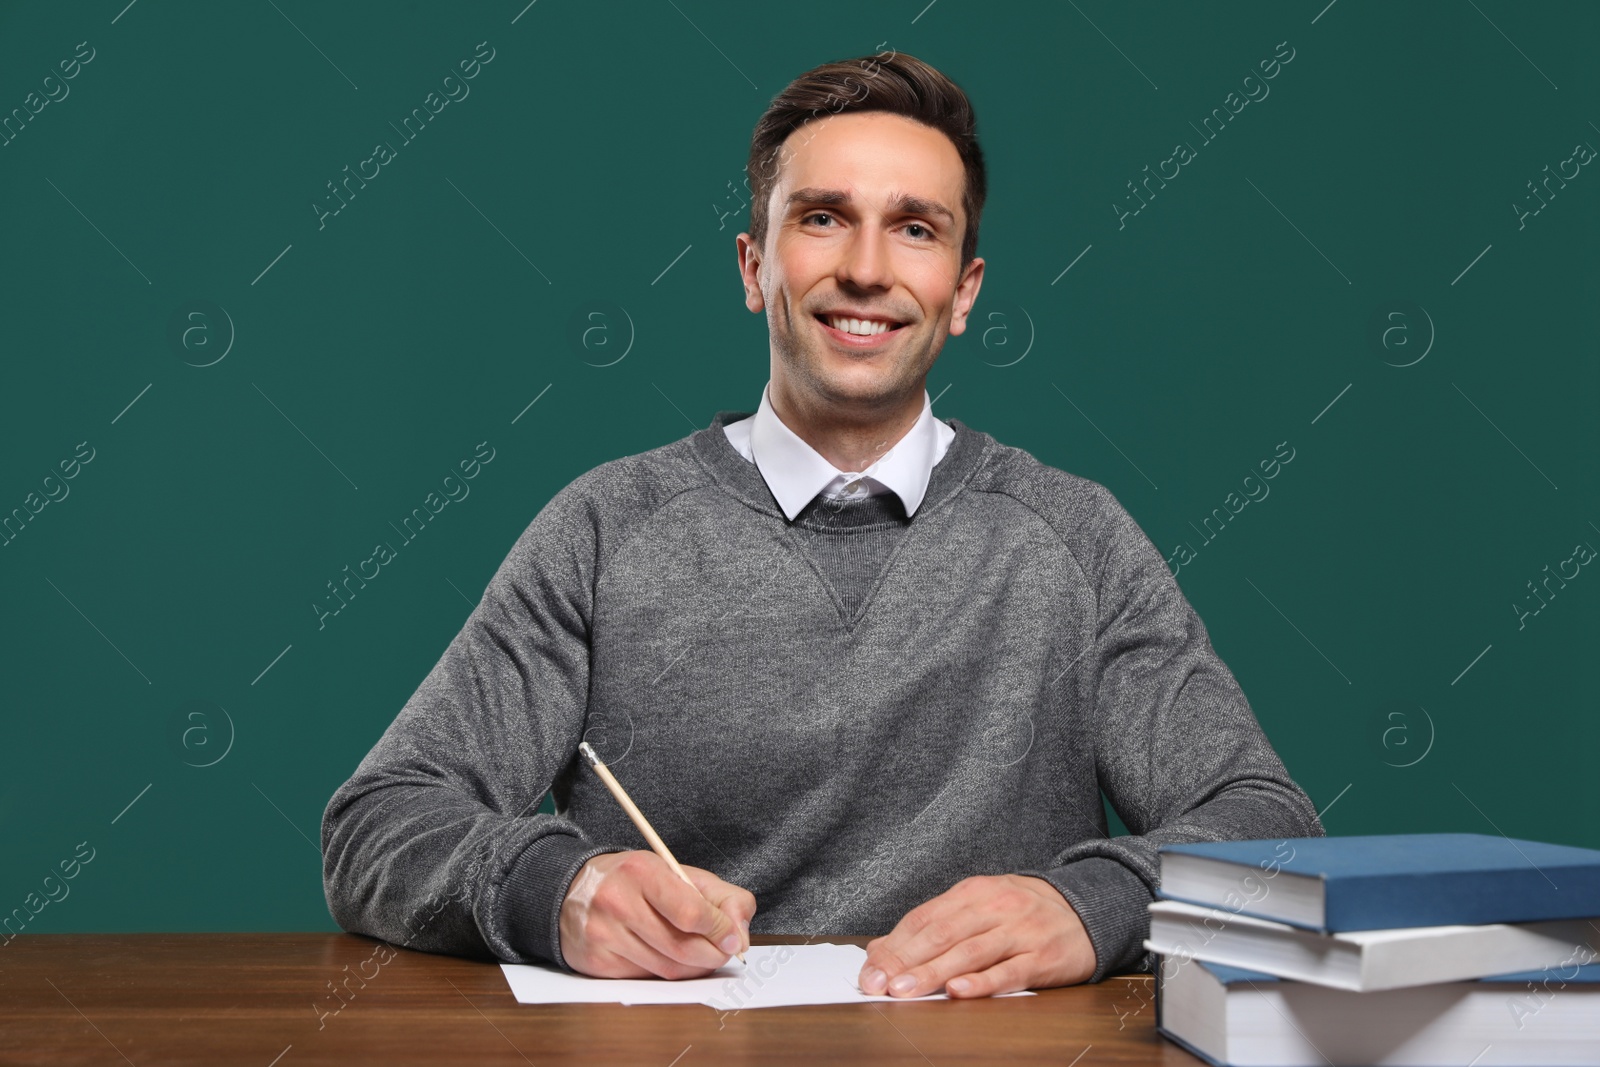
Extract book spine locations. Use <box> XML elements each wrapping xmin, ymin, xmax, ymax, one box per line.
<box><xmin>1326</xmin><ymin>865</ymin><xmax>1599</xmax><ymax>931</ymax></box>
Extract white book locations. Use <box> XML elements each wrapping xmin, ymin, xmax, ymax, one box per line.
<box><xmin>1144</xmin><ymin>899</ymin><xmax>1600</xmax><ymax>991</ymax></box>
<box><xmin>1157</xmin><ymin>955</ymin><xmax>1600</xmax><ymax>1067</ymax></box>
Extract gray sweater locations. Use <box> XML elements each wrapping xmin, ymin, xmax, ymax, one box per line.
<box><xmin>321</xmin><ymin>411</ymin><xmax>1323</xmax><ymax>981</ymax></box>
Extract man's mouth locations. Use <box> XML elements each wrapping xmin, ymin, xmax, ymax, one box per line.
<box><xmin>814</xmin><ymin>313</ymin><xmax>907</xmax><ymax>339</ymax></box>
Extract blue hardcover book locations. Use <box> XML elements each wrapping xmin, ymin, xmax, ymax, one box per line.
<box><xmin>1156</xmin><ymin>957</ymin><xmax>1600</xmax><ymax>1067</ymax></box>
<box><xmin>1156</xmin><ymin>833</ymin><xmax>1600</xmax><ymax>932</ymax></box>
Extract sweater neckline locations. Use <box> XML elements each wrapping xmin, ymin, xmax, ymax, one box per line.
<box><xmin>691</xmin><ymin>406</ymin><xmax>993</xmax><ymax>524</ymax></box>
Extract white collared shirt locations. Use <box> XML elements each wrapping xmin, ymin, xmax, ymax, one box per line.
<box><xmin>723</xmin><ymin>382</ymin><xmax>954</xmax><ymax>520</ymax></box>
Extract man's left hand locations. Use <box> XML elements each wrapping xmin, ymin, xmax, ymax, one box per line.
<box><xmin>858</xmin><ymin>874</ymin><xmax>1097</xmax><ymax>998</ymax></box>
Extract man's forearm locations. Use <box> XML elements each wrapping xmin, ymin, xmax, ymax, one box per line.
<box><xmin>1023</xmin><ymin>775</ymin><xmax>1322</xmax><ymax>979</ymax></box>
<box><xmin>321</xmin><ymin>480</ymin><xmax>610</xmax><ymax>965</ymax></box>
<box><xmin>1058</xmin><ymin>485</ymin><xmax>1324</xmax><ymax>978</ymax></box>
<box><xmin>321</xmin><ymin>758</ymin><xmax>628</xmax><ymax>966</ymax></box>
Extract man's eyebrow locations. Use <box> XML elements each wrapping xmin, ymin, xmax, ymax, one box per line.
<box><xmin>785</xmin><ymin>187</ymin><xmax>957</xmax><ymax>226</ymax></box>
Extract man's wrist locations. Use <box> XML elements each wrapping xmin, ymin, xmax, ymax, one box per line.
<box><xmin>1014</xmin><ymin>856</ymin><xmax>1153</xmax><ymax>981</ymax></box>
<box><xmin>1009</xmin><ymin>874</ymin><xmax>1097</xmax><ymax>986</ymax></box>
<box><xmin>493</xmin><ymin>834</ymin><xmax>627</xmax><ymax>970</ymax></box>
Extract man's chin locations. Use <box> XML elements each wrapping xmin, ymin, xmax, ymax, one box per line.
<box><xmin>777</xmin><ymin>336</ymin><xmax>930</xmax><ymax>403</ymax></box>
<box><xmin>803</xmin><ymin>369</ymin><xmax>920</xmax><ymax>410</ymax></box>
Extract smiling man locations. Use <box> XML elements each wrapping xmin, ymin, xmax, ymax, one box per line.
<box><xmin>322</xmin><ymin>51</ymin><xmax>1322</xmax><ymax>999</ymax></box>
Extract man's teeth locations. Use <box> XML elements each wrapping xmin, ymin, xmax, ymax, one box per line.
<box><xmin>825</xmin><ymin>316</ymin><xmax>897</xmax><ymax>336</ymax></box>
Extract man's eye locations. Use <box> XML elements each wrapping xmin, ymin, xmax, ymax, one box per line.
<box><xmin>803</xmin><ymin>212</ymin><xmax>835</xmax><ymax>226</ymax></box>
<box><xmin>905</xmin><ymin>223</ymin><xmax>933</xmax><ymax>240</ymax></box>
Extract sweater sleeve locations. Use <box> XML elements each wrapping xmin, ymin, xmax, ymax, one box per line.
<box><xmin>1017</xmin><ymin>484</ymin><xmax>1324</xmax><ymax>982</ymax></box>
<box><xmin>320</xmin><ymin>473</ymin><xmax>630</xmax><ymax>969</ymax></box>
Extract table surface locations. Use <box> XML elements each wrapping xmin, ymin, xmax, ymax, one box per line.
<box><xmin>0</xmin><ymin>933</ymin><xmax>1202</xmax><ymax>1066</ymax></box>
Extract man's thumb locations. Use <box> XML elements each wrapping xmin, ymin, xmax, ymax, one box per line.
<box><xmin>681</xmin><ymin>867</ymin><xmax>753</xmax><ymax>954</ymax></box>
<box><xmin>702</xmin><ymin>898</ymin><xmax>743</xmax><ymax>954</ymax></box>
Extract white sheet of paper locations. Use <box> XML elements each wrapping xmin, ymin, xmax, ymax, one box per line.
<box><xmin>500</xmin><ymin>943</ymin><xmax>1037</xmax><ymax>1009</ymax></box>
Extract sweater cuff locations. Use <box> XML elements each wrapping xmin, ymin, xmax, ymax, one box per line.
<box><xmin>1018</xmin><ymin>855</ymin><xmax>1155</xmax><ymax>982</ymax></box>
<box><xmin>496</xmin><ymin>833</ymin><xmax>628</xmax><ymax>970</ymax></box>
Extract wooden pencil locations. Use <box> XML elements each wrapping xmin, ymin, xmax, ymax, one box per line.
<box><xmin>577</xmin><ymin>741</ymin><xmax>746</xmax><ymax>963</ymax></box>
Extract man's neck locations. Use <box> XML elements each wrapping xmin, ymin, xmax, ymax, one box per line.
<box><xmin>767</xmin><ymin>380</ymin><xmax>925</xmax><ymax>474</ymax></box>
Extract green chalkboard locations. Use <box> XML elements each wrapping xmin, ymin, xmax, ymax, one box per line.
<box><xmin>1</xmin><ymin>0</ymin><xmax>1594</xmax><ymax>937</ymax></box>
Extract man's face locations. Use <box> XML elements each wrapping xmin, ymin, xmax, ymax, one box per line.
<box><xmin>737</xmin><ymin>111</ymin><xmax>984</xmax><ymax>415</ymax></box>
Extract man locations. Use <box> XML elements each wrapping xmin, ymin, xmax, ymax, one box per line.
<box><xmin>322</xmin><ymin>51</ymin><xmax>1322</xmax><ymax>999</ymax></box>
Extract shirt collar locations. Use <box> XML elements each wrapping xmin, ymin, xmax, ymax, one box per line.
<box><xmin>724</xmin><ymin>381</ymin><xmax>954</xmax><ymax>521</ymax></box>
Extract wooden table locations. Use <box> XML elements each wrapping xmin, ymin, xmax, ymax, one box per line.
<box><xmin>0</xmin><ymin>934</ymin><xmax>1201</xmax><ymax>1066</ymax></box>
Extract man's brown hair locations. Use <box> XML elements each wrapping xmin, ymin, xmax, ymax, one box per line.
<box><xmin>745</xmin><ymin>51</ymin><xmax>987</xmax><ymax>274</ymax></box>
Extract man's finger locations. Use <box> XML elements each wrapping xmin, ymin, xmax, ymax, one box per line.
<box><xmin>576</xmin><ymin>943</ymin><xmax>653</xmax><ymax>980</ymax></box>
<box><xmin>635</xmin><ymin>861</ymin><xmax>743</xmax><ymax>957</ymax></box>
<box><xmin>632</xmin><ymin>895</ymin><xmax>748</xmax><ymax>971</ymax></box>
<box><xmin>860</xmin><ymin>892</ymin><xmax>997</xmax><ymax>993</ymax></box>
<box><xmin>608</xmin><ymin>919</ymin><xmax>725</xmax><ymax>980</ymax></box>
<box><xmin>683</xmin><ymin>866</ymin><xmax>756</xmax><ymax>953</ymax></box>
<box><xmin>945</xmin><ymin>953</ymin><xmax>1035</xmax><ymax>999</ymax></box>
<box><xmin>882</xmin><ymin>929</ymin><xmax>1012</xmax><ymax>998</ymax></box>
<box><xmin>683</xmin><ymin>866</ymin><xmax>756</xmax><ymax>922</ymax></box>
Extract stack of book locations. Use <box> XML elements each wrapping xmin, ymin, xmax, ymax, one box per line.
<box><xmin>1145</xmin><ymin>833</ymin><xmax>1600</xmax><ymax>1066</ymax></box>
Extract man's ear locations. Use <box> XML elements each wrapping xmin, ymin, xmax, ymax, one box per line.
<box><xmin>736</xmin><ymin>233</ymin><xmax>765</xmax><ymax>314</ymax></box>
<box><xmin>947</xmin><ymin>256</ymin><xmax>985</xmax><ymax>337</ymax></box>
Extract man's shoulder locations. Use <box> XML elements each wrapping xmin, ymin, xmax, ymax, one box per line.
<box><xmin>960</xmin><ymin>426</ymin><xmax>1169</xmax><ymax>588</ymax></box>
<box><xmin>545</xmin><ymin>430</ymin><xmax>716</xmax><ymax>524</ymax></box>
<box><xmin>961</xmin><ymin>427</ymin><xmax>1123</xmax><ymax>528</ymax></box>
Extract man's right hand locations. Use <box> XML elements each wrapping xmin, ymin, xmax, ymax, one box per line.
<box><xmin>558</xmin><ymin>851</ymin><xmax>755</xmax><ymax>979</ymax></box>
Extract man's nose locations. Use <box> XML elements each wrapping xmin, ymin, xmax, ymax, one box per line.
<box><xmin>837</xmin><ymin>227</ymin><xmax>895</xmax><ymax>291</ymax></box>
